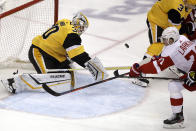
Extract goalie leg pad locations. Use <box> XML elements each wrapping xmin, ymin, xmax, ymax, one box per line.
<box><xmin>1</xmin><ymin>73</ymin><xmax>73</xmax><ymax>94</ymax></box>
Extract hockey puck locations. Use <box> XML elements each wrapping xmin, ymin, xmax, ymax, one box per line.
<box><xmin>125</xmin><ymin>43</ymin><xmax>129</xmax><ymax>48</ymax></box>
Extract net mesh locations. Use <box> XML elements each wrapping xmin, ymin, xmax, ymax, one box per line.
<box><xmin>0</xmin><ymin>0</ymin><xmax>57</xmax><ymax>69</ymax></box>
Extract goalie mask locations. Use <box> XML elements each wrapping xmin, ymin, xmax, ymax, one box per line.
<box><xmin>185</xmin><ymin>0</ymin><xmax>196</xmax><ymax>9</ymax></box>
<box><xmin>161</xmin><ymin>27</ymin><xmax>179</xmax><ymax>46</ymax></box>
<box><xmin>72</xmin><ymin>12</ymin><xmax>89</xmax><ymax>35</ymax></box>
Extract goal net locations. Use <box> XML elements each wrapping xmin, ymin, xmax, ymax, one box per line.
<box><xmin>0</xmin><ymin>0</ymin><xmax>58</xmax><ymax>69</ymax></box>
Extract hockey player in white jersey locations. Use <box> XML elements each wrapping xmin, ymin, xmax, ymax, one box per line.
<box><xmin>129</xmin><ymin>27</ymin><xmax>196</xmax><ymax>129</ymax></box>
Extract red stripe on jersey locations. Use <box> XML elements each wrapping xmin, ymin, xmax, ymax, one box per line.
<box><xmin>190</xmin><ymin>46</ymin><xmax>196</xmax><ymax>71</ymax></box>
<box><xmin>191</xmin><ymin>61</ymin><xmax>196</xmax><ymax>71</ymax></box>
<box><xmin>139</xmin><ymin>61</ymin><xmax>158</xmax><ymax>74</ymax></box>
<box><xmin>170</xmin><ymin>98</ymin><xmax>183</xmax><ymax>106</ymax></box>
<box><xmin>139</xmin><ymin>56</ymin><xmax>174</xmax><ymax>74</ymax></box>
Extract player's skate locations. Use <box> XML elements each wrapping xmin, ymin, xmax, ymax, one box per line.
<box><xmin>1</xmin><ymin>78</ymin><xmax>16</xmax><ymax>94</ymax></box>
<box><xmin>163</xmin><ymin>111</ymin><xmax>185</xmax><ymax>129</ymax></box>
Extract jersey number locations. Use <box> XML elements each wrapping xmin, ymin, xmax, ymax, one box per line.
<box><xmin>185</xmin><ymin>46</ymin><xmax>196</xmax><ymax>61</ymax></box>
<box><xmin>178</xmin><ymin>4</ymin><xmax>184</xmax><ymax>12</ymax></box>
<box><xmin>42</xmin><ymin>25</ymin><xmax>59</xmax><ymax>39</ymax></box>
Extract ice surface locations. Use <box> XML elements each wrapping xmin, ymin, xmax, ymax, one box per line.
<box><xmin>0</xmin><ymin>0</ymin><xmax>196</xmax><ymax>131</ymax></box>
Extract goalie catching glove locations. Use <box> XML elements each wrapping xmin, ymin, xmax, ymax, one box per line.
<box><xmin>85</xmin><ymin>57</ymin><xmax>108</xmax><ymax>81</ymax></box>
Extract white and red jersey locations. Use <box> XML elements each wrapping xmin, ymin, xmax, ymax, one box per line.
<box><xmin>139</xmin><ymin>35</ymin><xmax>196</xmax><ymax>74</ymax></box>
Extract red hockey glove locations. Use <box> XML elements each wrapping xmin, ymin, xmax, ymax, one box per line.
<box><xmin>129</xmin><ymin>63</ymin><xmax>141</xmax><ymax>77</ymax></box>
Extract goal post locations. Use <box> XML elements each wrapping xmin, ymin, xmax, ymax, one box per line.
<box><xmin>0</xmin><ymin>0</ymin><xmax>59</xmax><ymax>69</ymax></box>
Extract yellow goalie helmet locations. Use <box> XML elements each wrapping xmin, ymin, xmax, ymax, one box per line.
<box><xmin>72</xmin><ymin>12</ymin><xmax>89</xmax><ymax>35</ymax></box>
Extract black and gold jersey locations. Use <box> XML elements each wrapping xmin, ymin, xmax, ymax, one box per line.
<box><xmin>147</xmin><ymin>0</ymin><xmax>192</xmax><ymax>30</ymax></box>
<box><xmin>32</xmin><ymin>19</ymin><xmax>90</xmax><ymax>67</ymax></box>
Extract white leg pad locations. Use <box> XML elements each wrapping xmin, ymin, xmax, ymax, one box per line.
<box><xmin>2</xmin><ymin>73</ymin><xmax>73</xmax><ymax>93</ymax></box>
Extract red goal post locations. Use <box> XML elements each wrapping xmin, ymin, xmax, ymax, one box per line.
<box><xmin>0</xmin><ymin>0</ymin><xmax>59</xmax><ymax>69</ymax></box>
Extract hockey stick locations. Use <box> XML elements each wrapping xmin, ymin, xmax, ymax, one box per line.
<box><xmin>117</xmin><ymin>75</ymin><xmax>181</xmax><ymax>80</ymax></box>
<box><xmin>113</xmin><ymin>70</ymin><xmax>182</xmax><ymax>81</ymax></box>
<box><xmin>42</xmin><ymin>72</ymin><xmax>129</xmax><ymax>96</ymax></box>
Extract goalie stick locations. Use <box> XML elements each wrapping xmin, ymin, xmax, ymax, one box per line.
<box><xmin>117</xmin><ymin>75</ymin><xmax>182</xmax><ymax>80</ymax></box>
<box><xmin>42</xmin><ymin>72</ymin><xmax>129</xmax><ymax>96</ymax></box>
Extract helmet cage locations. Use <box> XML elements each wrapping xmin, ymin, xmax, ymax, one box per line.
<box><xmin>72</xmin><ymin>12</ymin><xmax>89</xmax><ymax>35</ymax></box>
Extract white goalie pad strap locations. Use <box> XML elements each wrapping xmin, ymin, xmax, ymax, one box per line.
<box><xmin>11</xmin><ymin>73</ymin><xmax>72</xmax><ymax>93</ymax></box>
<box><xmin>85</xmin><ymin>57</ymin><xmax>108</xmax><ymax>81</ymax></box>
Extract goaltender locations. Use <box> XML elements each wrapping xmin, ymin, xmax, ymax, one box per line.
<box><xmin>1</xmin><ymin>12</ymin><xmax>108</xmax><ymax>94</ymax></box>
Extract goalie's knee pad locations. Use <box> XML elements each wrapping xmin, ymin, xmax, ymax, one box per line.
<box><xmin>85</xmin><ymin>57</ymin><xmax>108</xmax><ymax>81</ymax></box>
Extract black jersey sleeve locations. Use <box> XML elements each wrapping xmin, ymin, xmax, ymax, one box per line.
<box><xmin>63</xmin><ymin>33</ymin><xmax>81</xmax><ymax>49</ymax></box>
<box><xmin>71</xmin><ymin>52</ymin><xmax>91</xmax><ymax>67</ymax></box>
<box><xmin>168</xmin><ymin>9</ymin><xmax>183</xmax><ymax>25</ymax></box>
<box><xmin>63</xmin><ymin>33</ymin><xmax>91</xmax><ymax>67</ymax></box>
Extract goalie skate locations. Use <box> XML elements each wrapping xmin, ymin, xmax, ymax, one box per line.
<box><xmin>163</xmin><ymin>112</ymin><xmax>185</xmax><ymax>129</ymax></box>
<box><xmin>131</xmin><ymin>78</ymin><xmax>149</xmax><ymax>87</ymax></box>
<box><xmin>1</xmin><ymin>78</ymin><xmax>16</xmax><ymax>94</ymax></box>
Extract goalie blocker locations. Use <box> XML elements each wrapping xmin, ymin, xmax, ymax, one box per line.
<box><xmin>1</xmin><ymin>57</ymin><xmax>108</xmax><ymax>94</ymax></box>
<box><xmin>85</xmin><ymin>57</ymin><xmax>108</xmax><ymax>81</ymax></box>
